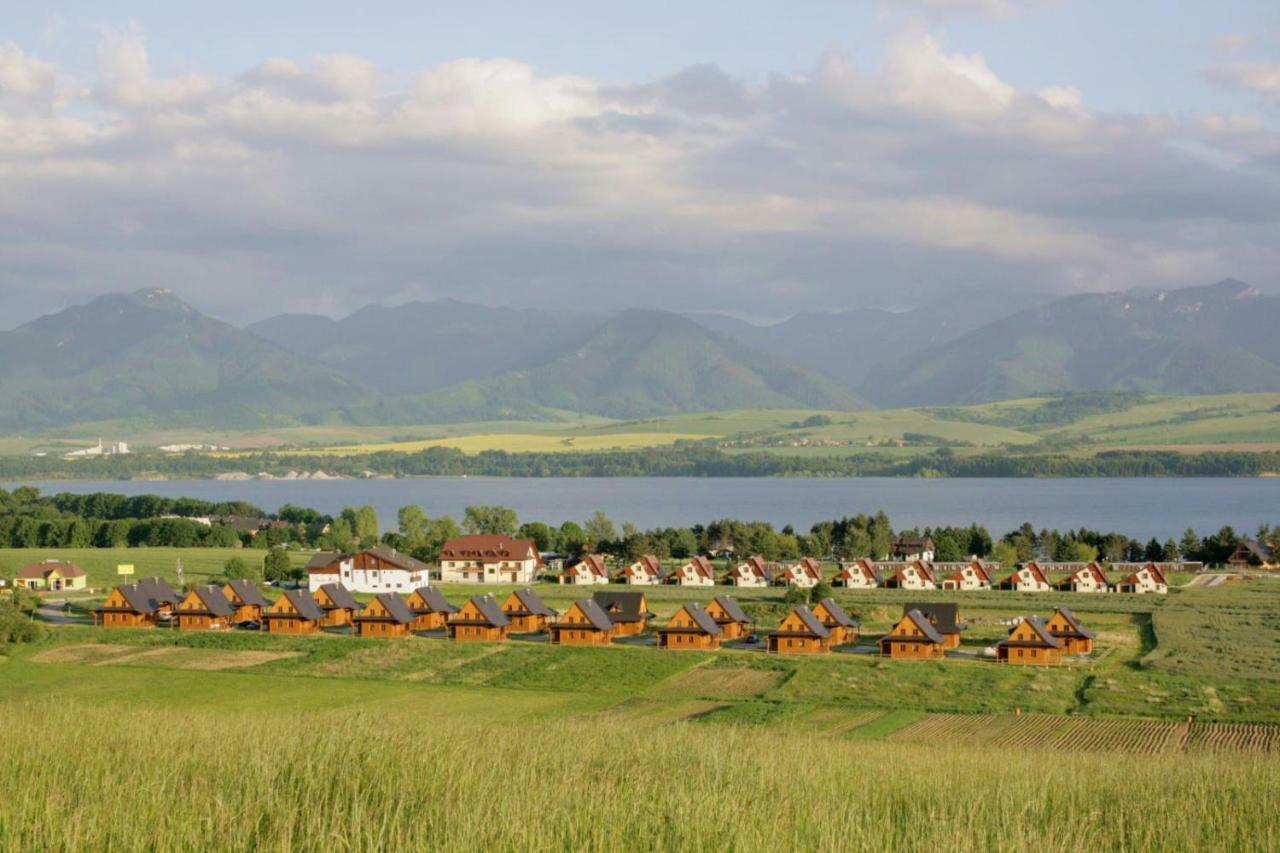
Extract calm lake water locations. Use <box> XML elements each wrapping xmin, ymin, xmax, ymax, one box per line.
<box><xmin>7</xmin><ymin>477</ymin><xmax>1278</xmax><ymax>540</ymax></box>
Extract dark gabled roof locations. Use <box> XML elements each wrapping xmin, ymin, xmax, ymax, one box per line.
<box><xmin>473</xmin><ymin>595</ymin><xmax>511</xmax><ymax>626</ymax></box>
<box><xmin>563</xmin><ymin>599</ymin><xmax>614</xmax><ymax>632</ymax></box>
<box><xmin>280</xmin><ymin>588</ymin><xmax>325</xmax><ymax>622</ymax></box>
<box><xmin>363</xmin><ymin>546</ymin><xmax>432</xmax><ymax>574</ymax></box>
<box><xmin>770</xmin><ymin>606</ymin><xmax>831</xmax><ymax>638</ymax></box>
<box><xmin>591</xmin><ymin>591</ymin><xmax>651</xmax><ymax>621</ymax></box>
<box><xmin>712</xmin><ymin>594</ymin><xmax>752</xmax><ymax>624</ymax></box>
<box><xmin>191</xmin><ymin>585</ymin><xmax>235</xmax><ymax>617</ymax></box>
<box><xmin>1051</xmin><ymin>608</ymin><xmax>1096</xmax><ymax>639</ymax></box>
<box><xmin>225</xmin><ymin>579</ymin><xmax>271</xmax><ymax>607</ymax></box>
<box><xmin>307</xmin><ymin>551</ymin><xmax>346</xmax><ymax>570</ymax></box>
<box><xmin>1231</xmin><ymin>540</ymin><xmax>1273</xmax><ymax>561</ymax></box>
<box><xmin>138</xmin><ymin>577</ymin><xmax>181</xmax><ymax>604</ymax></box>
<box><xmin>662</xmin><ymin>603</ymin><xmax>722</xmax><ymax>635</ymax></box>
<box><xmin>999</xmin><ymin>615</ymin><xmax>1063</xmax><ymax>648</ymax></box>
<box><xmin>110</xmin><ymin>582</ymin><xmax>162</xmax><ymax>614</ymax></box>
<box><xmin>411</xmin><ymin>586</ymin><xmax>458</xmax><ymax>614</ymax></box>
<box><xmin>319</xmin><ymin>582</ymin><xmax>361</xmax><ymax>611</ymax></box>
<box><xmin>511</xmin><ymin>588</ymin><xmax>557</xmax><ymax>617</ymax></box>
<box><xmin>903</xmin><ymin>602</ymin><xmax>961</xmax><ymax>634</ymax></box>
<box><xmin>902</xmin><ymin>609</ymin><xmax>945</xmax><ymax>644</ymax></box>
<box><xmin>362</xmin><ymin>593</ymin><xmax>415</xmax><ymax>625</ymax></box>
<box><xmin>816</xmin><ymin>598</ymin><xmax>858</xmax><ymax>627</ymax></box>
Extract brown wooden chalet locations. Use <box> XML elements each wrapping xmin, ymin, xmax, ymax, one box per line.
<box><xmin>1045</xmin><ymin>608</ymin><xmax>1095</xmax><ymax>654</ymax></box>
<box><xmin>591</xmin><ymin>590</ymin><xmax>653</xmax><ymax>636</ymax></box>
<box><xmin>93</xmin><ymin>581</ymin><xmax>169</xmax><ymax>628</ymax></box>
<box><xmin>705</xmin><ymin>594</ymin><xmax>755</xmax><ymax>640</ymax></box>
<box><xmin>354</xmin><ymin>593</ymin><xmax>416</xmax><ymax>639</ymax></box>
<box><xmin>405</xmin><ymin>586</ymin><xmax>458</xmax><ymax>631</ymax></box>
<box><xmin>501</xmin><ymin>588</ymin><xmax>558</xmax><ymax>633</ymax></box>
<box><xmin>1058</xmin><ymin>562</ymin><xmax>1110</xmax><ymax>593</ymax></box>
<box><xmin>811</xmin><ymin>598</ymin><xmax>859</xmax><ymax>646</ymax></box>
<box><xmin>222</xmin><ymin>579</ymin><xmax>271</xmax><ymax>624</ymax></box>
<box><xmin>1226</xmin><ymin>540</ymin><xmax>1274</xmax><ymax>568</ymax></box>
<box><xmin>559</xmin><ymin>554</ymin><xmax>610</xmax><ymax>585</ymax></box>
<box><xmin>766</xmin><ymin>606</ymin><xmax>833</xmax><ymax>654</ymax></box>
<box><xmin>138</xmin><ymin>577</ymin><xmax>182</xmax><ymax>614</ymax></box>
<box><xmin>658</xmin><ymin>603</ymin><xmax>724</xmax><ymax>650</ymax></box>
<box><xmin>175</xmin><ymin>585</ymin><xmax>237</xmax><ymax>631</ymax></box>
<box><xmin>313</xmin><ymin>582</ymin><xmax>363</xmax><ymax>628</ymax></box>
<box><xmin>996</xmin><ymin>615</ymin><xmax>1064</xmax><ymax>665</ymax></box>
<box><xmin>891</xmin><ymin>536</ymin><xmax>935</xmax><ymax>561</ymax></box>
<box><xmin>549</xmin><ymin>599</ymin><xmax>615</xmax><ymax>646</ymax></box>
<box><xmin>902</xmin><ymin>602</ymin><xmax>964</xmax><ymax>649</ymax></box>
<box><xmin>877</xmin><ymin>609</ymin><xmax>946</xmax><ymax>659</ymax></box>
<box><xmin>264</xmin><ymin>588</ymin><xmax>326</xmax><ymax>634</ymax></box>
<box><xmin>834</xmin><ymin>557</ymin><xmax>880</xmax><ymax>588</ymax></box>
<box><xmin>447</xmin><ymin>595</ymin><xmax>511</xmax><ymax>642</ymax></box>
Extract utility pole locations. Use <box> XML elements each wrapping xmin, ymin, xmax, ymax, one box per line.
<box><xmin>176</xmin><ymin>557</ymin><xmax>186</xmax><ymax>592</ymax></box>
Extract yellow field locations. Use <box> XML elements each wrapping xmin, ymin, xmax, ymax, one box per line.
<box><xmin>290</xmin><ymin>431</ymin><xmax>705</xmax><ymax>456</ymax></box>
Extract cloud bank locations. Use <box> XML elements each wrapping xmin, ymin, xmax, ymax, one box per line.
<box><xmin>1</xmin><ymin>26</ymin><xmax>1277</xmax><ymax>324</ymax></box>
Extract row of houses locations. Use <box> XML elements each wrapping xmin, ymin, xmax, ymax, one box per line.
<box><xmin>834</xmin><ymin>557</ymin><xmax>1173</xmax><ymax>595</ymax></box>
<box><xmin>92</xmin><ymin>576</ymin><xmax>1094</xmax><ymax>667</ymax></box>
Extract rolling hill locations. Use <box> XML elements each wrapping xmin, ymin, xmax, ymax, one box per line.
<box><xmin>0</xmin><ymin>289</ymin><xmax>370</xmax><ymax>431</ymax></box>
<box><xmin>862</xmin><ymin>280</ymin><xmax>1280</xmax><ymax>406</ymax></box>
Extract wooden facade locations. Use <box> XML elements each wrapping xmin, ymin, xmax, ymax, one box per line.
<box><xmin>657</xmin><ymin>603</ymin><xmax>723</xmax><ymax>649</ymax></box>
<box><xmin>314</xmin><ymin>583</ymin><xmax>362</xmax><ymax>628</ymax></box>
<box><xmin>877</xmin><ymin>610</ymin><xmax>946</xmax><ymax>659</ymax></box>
<box><xmin>175</xmin><ymin>586</ymin><xmax>236</xmax><ymax>631</ymax></box>
<box><xmin>1045</xmin><ymin>608</ymin><xmax>1095</xmax><ymax>654</ymax></box>
<box><xmin>222</xmin><ymin>579</ymin><xmax>270</xmax><ymax>624</ymax></box>
<box><xmin>264</xmin><ymin>589</ymin><xmax>325</xmax><ymax>634</ymax></box>
<box><xmin>811</xmin><ymin>598</ymin><xmax>859</xmax><ymax>646</ymax></box>
<box><xmin>405</xmin><ymin>586</ymin><xmax>457</xmax><ymax>631</ymax></box>
<box><xmin>996</xmin><ymin>616</ymin><xmax>1064</xmax><ymax>665</ymax></box>
<box><xmin>591</xmin><ymin>591</ymin><xmax>652</xmax><ymax>636</ymax></box>
<box><xmin>447</xmin><ymin>596</ymin><xmax>511</xmax><ymax>642</ymax></box>
<box><xmin>766</xmin><ymin>607</ymin><xmax>832</xmax><ymax>654</ymax></box>
<box><xmin>549</xmin><ymin>600</ymin><xmax>614</xmax><ymax>646</ymax></box>
<box><xmin>903</xmin><ymin>602</ymin><xmax>964</xmax><ymax>650</ymax></box>
<box><xmin>705</xmin><ymin>595</ymin><xmax>754</xmax><ymax>640</ymax></box>
<box><xmin>92</xmin><ymin>584</ymin><xmax>160</xmax><ymax>628</ymax></box>
<box><xmin>500</xmin><ymin>588</ymin><xmax>557</xmax><ymax>633</ymax></box>
<box><xmin>354</xmin><ymin>593</ymin><xmax>415</xmax><ymax>638</ymax></box>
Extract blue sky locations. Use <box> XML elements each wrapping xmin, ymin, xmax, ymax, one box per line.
<box><xmin>1</xmin><ymin>1</ymin><xmax>1278</xmax><ymax>323</ymax></box>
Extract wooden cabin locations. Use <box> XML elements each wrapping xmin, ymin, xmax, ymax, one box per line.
<box><xmin>264</xmin><ymin>589</ymin><xmax>326</xmax><ymax>634</ymax></box>
<box><xmin>997</xmin><ymin>562</ymin><xmax>1053</xmax><ymax>592</ymax></box>
<box><xmin>939</xmin><ymin>559</ymin><xmax>995</xmax><ymax>591</ymax></box>
<box><xmin>811</xmin><ymin>598</ymin><xmax>859</xmax><ymax>646</ymax></box>
<box><xmin>1058</xmin><ymin>562</ymin><xmax>1110</xmax><ymax>593</ymax></box>
<box><xmin>137</xmin><ymin>577</ymin><xmax>182</xmax><ymax>616</ymax></box>
<box><xmin>766</xmin><ymin>607</ymin><xmax>832</xmax><ymax>654</ymax></box>
<box><xmin>1115</xmin><ymin>562</ymin><xmax>1169</xmax><ymax>595</ymax></box>
<box><xmin>618</xmin><ymin>555</ymin><xmax>663</xmax><ymax>585</ymax></box>
<box><xmin>882</xmin><ymin>560</ymin><xmax>936</xmax><ymax>590</ymax></box>
<box><xmin>559</xmin><ymin>554</ymin><xmax>610</xmax><ymax>585</ymax></box>
<box><xmin>447</xmin><ymin>595</ymin><xmax>511</xmax><ymax>642</ymax></box>
<box><xmin>669</xmin><ymin>556</ymin><xmax>716</xmax><ymax>586</ymax></box>
<box><xmin>222</xmin><ymin>579</ymin><xmax>271</xmax><ymax>624</ymax></box>
<box><xmin>354</xmin><ymin>593</ymin><xmax>416</xmax><ymax>638</ymax></box>
<box><xmin>501</xmin><ymin>588</ymin><xmax>558</xmax><ymax>633</ymax></box>
<box><xmin>314</xmin><ymin>582</ymin><xmax>363</xmax><ymax>628</ymax></box>
<box><xmin>591</xmin><ymin>591</ymin><xmax>653</xmax><ymax>636</ymax></box>
<box><xmin>175</xmin><ymin>585</ymin><xmax>237</xmax><ymax>631</ymax></box>
<box><xmin>834</xmin><ymin>558</ymin><xmax>880</xmax><ymax>589</ymax></box>
<box><xmin>722</xmin><ymin>555</ymin><xmax>770</xmax><ymax>587</ymax></box>
<box><xmin>549</xmin><ymin>599</ymin><xmax>615</xmax><ymax>646</ymax></box>
<box><xmin>658</xmin><ymin>603</ymin><xmax>724</xmax><ymax>650</ymax></box>
<box><xmin>705</xmin><ymin>594</ymin><xmax>755</xmax><ymax>640</ymax></box>
<box><xmin>996</xmin><ymin>616</ymin><xmax>1064</xmax><ymax>665</ymax></box>
<box><xmin>1045</xmin><ymin>608</ymin><xmax>1095</xmax><ymax>654</ymax></box>
<box><xmin>1226</xmin><ymin>540</ymin><xmax>1274</xmax><ymax>568</ymax></box>
<box><xmin>902</xmin><ymin>602</ymin><xmax>964</xmax><ymax>649</ymax></box>
<box><xmin>93</xmin><ymin>582</ymin><xmax>165</xmax><ymax>628</ymax></box>
<box><xmin>405</xmin><ymin>586</ymin><xmax>458</xmax><ymax>631</ymax></box>
<box><xmin>877</xmin><ymin>610</ymin><xmax>946</xmax><ymax>660</ymax></box>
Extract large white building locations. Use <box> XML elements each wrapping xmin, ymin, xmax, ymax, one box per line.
<box><xmin>307</xmin><ymin>547</ymin><xmax>431</xmax><ymax>594</ymax></box>
<box><xmin>439</xmin><ymin>535</ymin><xmax>541</xmax><ymax>584</ymax></box>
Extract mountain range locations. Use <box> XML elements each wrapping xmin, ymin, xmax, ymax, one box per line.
<box><xmin>1</xmin><ymin>280</ymin><xmax>1277</xmax><ymax>432</ymax></box>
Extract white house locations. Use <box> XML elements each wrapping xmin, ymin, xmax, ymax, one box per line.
<box><xmin>890</xmin><ymin>536</ymin><xmax>935</xmax><ymax>562</ymax></box>
<box><xmin>883</xmin><ymin>560</ymin><xmax>936</xmax><ymax>590</ymax></box>
<box><xmin>1114</xmin><ymin>562</ymin><xmax>1169</xmax><ymax>595</ymax></box>
<box><xmin>834</xmin><ymin>558</ymin><xmax>880</xmax><ymax>589</ymax></box>
<box><xmin>618</xmin><ymin>555</ymin><xmax>663</xmax><ymax>585</ymax></box>
<box><xmin>723</xmin><ymin>555</ymin><xmax>770</xmax><ymax>587</ymax></box>
<box><xmin>773</xmin><ymin>557</ymin><xmax>823</xmax><ymax>588</ymax></box>
<box><xmin>1060</xmin><ymin>562</ymin><xmax>1111</xmax><ymax>593</ymax></box>
<box><xmin>997</xmin><ymin>561</ymin><xmax>1053</xmax><ymax>592</ymax></box>
<box><xmin>559</xmin><ymin>554</ymin><xmax>610</xmax><ymax>585</ymax></box>
<box><xmin>669</xmin><ymin>556</ymin><xmax>716</xmax><ymax>587</ymax></box>
<box><xmin>307</xmin><ymin>547</ymin><xmax>431</xmax><ymax>594</ymax></box>
<box><xmin>439</xmin><ymin>536</ymin><xmax>541</xmax><ymax>584</ymax></box>
<box><xmin>938</xmin><ymin>559</ymin><xmax>995</xmax><ymax>591</ymax></box>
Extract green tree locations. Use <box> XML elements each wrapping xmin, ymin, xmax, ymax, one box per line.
<box><xmin>398</xmin><ymin>505</ymin><xmax>429</xmax><ymax>539</ymax></box>
<box><xmin>1161</xmin><ymin>538</ymin><xmax>1181</xmax><ymax>561</ymax></box>
<box><xmin>808</xmin><ymin>580</ymin><xmax>833</xmax><ymax>605</ymax></box>
<box><xmin>341</xmin><ymin>506</ymin><xmax>380</xmax><ymax>547</ymax></box>
<box><xmin>463</xmin><ymin>505</ymin><xmax>518</xmax><ymax>536</ymax></box>
<box><xmin>1068</xmin><ymin>541</ymin><xmax>1098</xmax><ymax>563</ymax></box>
<box><xmin>583</xmin><ymin>511</ymin><xmax>617</xmax><ymax>552</ymax></box>
<box><xmin>1180</xmin><ymin>528</ymin><xmax>1201</xmax><ymax>561</ymax></box>
<box><xmin>991</xmin><ymin>540</ymin><xmax>1019</xmax><ymax>569</ymax></box>
<box><xmin>558</xmin><ymin>521</ymin><xmax>586</xmax><ymax>558</ymax></box>
<box><xmin>223</xmin><ymin>557</ymin><xmax>256</xmax><ymax>581</ymax></box>
<box><xmin>517</xmin><ymin>522</ymin><xmax>558</xmax><ymax>553</ymax></box>
<box><xmin>263</xmin><ymin>549</ymin><xmax>292</xmax><ymax>584</ymax></box>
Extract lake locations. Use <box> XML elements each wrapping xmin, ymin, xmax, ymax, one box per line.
<box><xmin>6</xmin><ymin>477</ymin><xmax>1277</xmax><ymax>540</ymax></box>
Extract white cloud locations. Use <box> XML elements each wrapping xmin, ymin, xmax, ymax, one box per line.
<box><xmin>0</xmin><ymin>27</ymin><xmax>1275</xmax><ymax>323</ymax></box>
<box><xmin>1208</xmin><ymin>61</ymin><xmax>1280</xmax><ymax>102</ymax></box>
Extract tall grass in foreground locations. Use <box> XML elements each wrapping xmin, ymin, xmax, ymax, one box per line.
<box><xmin>1</xmin><ymin>700</ymin><xmax>1276</xmax><ymax>853</ymax></box>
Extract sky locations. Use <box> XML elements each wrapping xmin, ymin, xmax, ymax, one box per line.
<box><xmin>2</xmin><ymin>0</ymin><xmax>1279</xmax><ymax>326</ymax></box>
